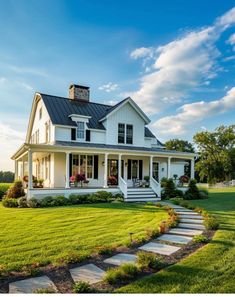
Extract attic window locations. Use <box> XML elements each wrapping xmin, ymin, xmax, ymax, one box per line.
<box><xmin>39</xmin><ymin>107</ymin><xmax>42</xmax><ymax>120</ymax></box>
<box><xmin>77</xmin><ymin>121</ymin><xmax>85</xmax><ymax>140</ymax></box>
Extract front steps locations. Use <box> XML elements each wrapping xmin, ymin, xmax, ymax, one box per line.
<box><xmin>125</xmin><ymin>187</ymin><xmax>160</xmax><ymax>202</ymax></box>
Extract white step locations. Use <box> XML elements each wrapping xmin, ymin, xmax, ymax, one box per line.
<box><xmin>125</xmin><ymin>197</ymin><xmax>160</xmax><ymax>202</ymax></box>
<box><xmin>127</xmin><ymin>188</ymin><xmax>154</xmax><ymax>192</ymax></box>
<box><xmin>127</xmin><ymin>193</ymin><xmax>156</xmax><ymax>198</ymax></box>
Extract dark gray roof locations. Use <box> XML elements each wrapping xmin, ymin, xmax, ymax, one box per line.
<box><xmin>52</xmin><ymin>141</ymin><xmax>192</xmax><ymax>156</ymax></box>
<box><xmin>40</xmin><ymin>93</ymin><xmax>162</xmax><ymax>142</ymax></box>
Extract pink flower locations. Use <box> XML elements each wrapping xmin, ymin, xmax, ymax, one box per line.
<box><xmin>70</xmin><ymin>176</ymin><xmax>76</xmax><ymax>182</ymax></box>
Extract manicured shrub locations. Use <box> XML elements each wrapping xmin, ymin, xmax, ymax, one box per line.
<box><xmin>184</xmin><ymin>179</ymin><xmax>201</xmax><ymax>200</ymax></box>
<box><xmin>104</xmin><ymin>263</ymin><xmax>138</xmax><ymax>284</ymax></box>
<box><xmin>204</xmin><ymin>216</ymin><xmax>220</xmax><ymax>230</ymax></box>
<box><xmin>199</xmin><ymin>189</ymin><xmax>209</xmax><ymax>199</ymax></box>
<box><xmin>161</xmin><ymin>178</ymin><xmax>183</xmax><ymax>199</ymax></box>
<box><xmin>40</xmin><ymin>196</ymin><xmax>54</xmax><ymax>207</ymax></box>
<box><xmin>18</xmin><ymin>196</ymin><xmax>28</xmax><ymax>208</ymax></box>
<box><xmin>52</xmin><ymin>195</ymin><xmax>68</xmax><ymax>206</ymax></box>
<box><xmin>136</xmin><ymin>251</ymin><xmax>159</xmax><ymax>270</ymax></box>
<box><xmin>174</xmin><ymin>189</ymin><xmax>184</xmax><ymax>197</ymax></box>
<box><xmin>5</xmin><ymin>180</ymin><xmax>25</xmax><ymax>199</ymax></box>
<box><xmin>161</xmin><ymin>177</ymin><xmax>168</xmax><ymax>188</ymax></box>
<box><xmin>90</xmin><ymin>191</ymin><xmax>113</xmax><ymax>203</ymax></box>
<box><xmin>193</xmin><ymin>234</ymin><xmax>209</xmax><ymax>243</ymax></box>
<box><xmin>2</xmin><ymin>197</ymin><xmax>18</xmax><ymax>208</ymax></box>
<box><xmin>27</xmin><ymin>198</ymin><xmax>41</xmax><ymax>208</ymax></box>
<box><xmin>67</xmin><ymin>194</ymin><xmax>81</xmax><ymax>205</ymax></box>
<box><xmin>73</xmin><ymin>281</ymin><xmax>97</xmax><ymax>293</ymax></box>
<box><xmin>0</xmin><ymin>183</ymin><xmax>11</xmax><ymax>200</ymax></box>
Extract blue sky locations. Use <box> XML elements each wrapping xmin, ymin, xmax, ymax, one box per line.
<box><xmin>0</xmin><ymin>0</ymin><xmax>235</xmax><ymax>170</ymax></box>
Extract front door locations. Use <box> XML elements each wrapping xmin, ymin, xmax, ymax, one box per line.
<box><xmin>108</xmin><ymin>159</ymin><xmax>118</xmax><ymax>185</ymax></box>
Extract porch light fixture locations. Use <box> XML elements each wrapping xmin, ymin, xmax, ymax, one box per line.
<box><xmin>102</xmin><ymin>161</ymin><xmax>105</xmax><ymax>166</ymax></box>
<box><xmin>162</xmin><ymin>168</ymin><xmax>164</xmax><ymax>171</ymax></box>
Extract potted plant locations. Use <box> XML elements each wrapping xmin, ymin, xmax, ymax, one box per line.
<box><xmin>70</xmin><ymin>175</ymin><xmax>76</xmax><ymax>187</ymax></box>
<box><xmin>144</xmin><ymin>176</ymin><xmax>150</xmax><ymax>188</ymax></box>
<box><xmin>76</xmin><ymin>173</ymin><xmax>86</xmax><ymax>187</ymax></box>
<box><xmin>38</xmin><ymin>178</ymin><xmax>44</xmax><ymax>188</ymax></box>
<box><xmin>108</xmin><ymin>176</ymin><xmax>117</xmax><ymax>186</ymax></box>
<box><xmin>33</xmin><ymin>176</ymin><xmax>38</xmax><ymax>188</ymax></box>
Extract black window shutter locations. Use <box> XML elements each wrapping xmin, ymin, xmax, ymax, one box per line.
<box><xmin>71</xmin><ymin>128</ymin><xmax>76</xmax><ymax>141</ymax></box>
<box><xmin>127</xmin><ymin>159</ymin><xmax>132</xmax><ymax>180</ymax></box>
<box><xmin>69</xmin><ymin>154</ymin><xmax>73</xmax><ymax>177</ymax></box>
<box><xmin>86</xmin><ymin>130</ymin><xmax>91</xmax><ymax>141</ymax></box>
<box><xmin>94</xmin><ymin>155</ymin><xmax>99</xmax><ymax>179</ymax></box>
<box><xmin>139</xmin><ymin>160</ymin><xmax>143</xmax><ymax>180</ymax></box>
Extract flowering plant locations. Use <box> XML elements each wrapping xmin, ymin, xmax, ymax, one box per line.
<box><xmin>108</xmin><ymin>176</ymin><xmax>117</xmax><ymax>185</ymax></box>
<box><xmin>70</xmin><ymin>175</ymin><xmax>76</xmax><ymax>183</ymax></box>
<box><xmin>179</xmin><ymin>175</ymin><xmax>189</xmax><ymax>184</ymax></box>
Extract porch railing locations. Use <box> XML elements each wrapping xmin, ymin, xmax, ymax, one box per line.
<box><xmin>119</xmin><ymin>176</ymin><xmax>127</xmax><ymax>199</ymax></box>
<box><xmin>150</xmin><ymin>176</ymin><xmax>161</xmax><ymax>198</ymax></box>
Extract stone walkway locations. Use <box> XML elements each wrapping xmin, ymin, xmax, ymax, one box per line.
<box><xmin>7</xmin><ymin>202</ymin><xmax>206</xmax><ymax>293</ymax></box>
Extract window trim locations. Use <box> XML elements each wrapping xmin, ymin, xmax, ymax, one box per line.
<box><xmin>76</xmin><ymin>121</ymin><xmax>85</xmax><ymax>140</ymax></box>
<box><xmin>118</xmin><ymin>123</ymin><xmax>133</xmax><ymax>145</ymax></box>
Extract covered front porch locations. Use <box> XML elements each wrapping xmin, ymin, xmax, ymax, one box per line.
<box><xmin>14</xmin><ymin>144</ymin><xmax>195</xmax><ymax>199</ymax></box>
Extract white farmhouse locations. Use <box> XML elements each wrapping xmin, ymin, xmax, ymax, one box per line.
<box><xmin>12</xmin><ymin>84</ymin><xmax>195</xmax><ymax>201</ymax></box>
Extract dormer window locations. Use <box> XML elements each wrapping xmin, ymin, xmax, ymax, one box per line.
<box><xmin>77</xmin><ymin>121</ymin><xmax>85</xmax><ymax>140</ymax></box>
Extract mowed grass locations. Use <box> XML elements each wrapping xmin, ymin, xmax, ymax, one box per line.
<box><xmin>117</xmin><ymin>188</ymin><xmax>235</xmax><ymax>293</ymax></box>
<box><xmin>0</xmin><ymin>203</ymin><xmax>167</xmax><ymax>272</ymax></box>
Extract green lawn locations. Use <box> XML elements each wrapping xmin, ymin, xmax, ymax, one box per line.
<box><xmin>0</xmin><ymin>203</ymin><xmax>167</xmax><ymax>272</ymax></box>
<box><xmin>117</xmin><ymin>188</ymin><xmax>235</xmax><ymax>293</ymax></box>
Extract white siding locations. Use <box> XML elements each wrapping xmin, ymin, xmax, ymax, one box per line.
<box><xmin>31</xmin><ymin>99</ymin><xmax>53</xmax><ymax>144</ymax></box>
<box><xmin>105</xmin><ymin>102</ymin><xmax>145</xmax><ymax>146</ymax></box>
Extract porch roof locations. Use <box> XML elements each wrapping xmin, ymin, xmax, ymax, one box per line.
<box><xmin>12</xmin><ymin>141</ymin><xmax>196</xmax><ymax>160</ymax></box>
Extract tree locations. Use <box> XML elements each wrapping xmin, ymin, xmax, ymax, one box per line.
<box><xmin>165</xmin><ymin>139</ymin><xmax>195</xmax><ymax>153</ymax></box>
<box><xmin>0</xmin><ymin>171</ymin><xmax>14</xmax><ymax>183</ymax></box>
<box><xmin>193</xmin><ymin>125</ymin><xmax>235</xmax><ymax>184</ymax></box>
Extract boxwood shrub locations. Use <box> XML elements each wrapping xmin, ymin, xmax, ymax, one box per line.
<box><xmin>0</xmin><ymin>183</ymin><xmax>12</xmax><ymax>200</ymax></box>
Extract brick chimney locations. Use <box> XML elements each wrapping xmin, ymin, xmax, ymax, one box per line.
<box><xmin>69</xmin><ymin>84</ymin><xmax>90</xmax><ymax>101</ymax></box>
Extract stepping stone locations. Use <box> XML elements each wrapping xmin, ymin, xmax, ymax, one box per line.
<box><xmin>178</xmin><ymin>223</ymin><xmax>205</xmax><ymax>230</ymax></box>
<box><xmin>104</xmin><ymin>253</ymin><xmax>137</xmax><ymax>266</ymax></box>
<box><xmin>69</xmin><ymin>264</ymin><xmax>105</xmax><ymax>284</ymax></box>
<box><xmin>9</xmin><ymin>276</ymin><xmax>56</xmax><ymax>294</ymax></box>
<box><xmin>138</xmin><ymin>241</ymin><xmax>181</xmax><ymax>256</ymax></box>
<box><xmin>176</xmin><ymin>211</ymin><xmax>198</xmax><ymax>215</ymax></box>
<box><xmin>168</xmin><ymin>228</ymin><xmax>203</xmax><ymax>236</ymax></box>
<box><xmin>156</xmin><ymin>233</ymin><xmax>192</xmax><ymax>244</ymax></box>
<box><xmin>175</xmin><ymin>209</ymin><xmax>194</xmax><ymax>212</ymax></box>
<box><xmin>179</xmin><ymin>214</ymin><xmax>203</xmax><ymax>219</ymax></box>
<box><xmin>181</xmin><ymin>218</ymin><xmax>204</xmax><ymax>224</ymax></box>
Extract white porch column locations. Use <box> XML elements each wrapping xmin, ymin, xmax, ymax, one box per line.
<box><xmin>65</xmin><ymin>152</ymin><xmax>70</xmax><ymax>188</ymax></box>
<box><xmin>167</xmin><ymin>157</ymin><xmax>172</xmax><ymax>179</ymax></box>
<box><xmin>28</xmin><ymin>149</ymin><xmax>33</xmax><ymax>189</ymax></box>
<box><xmin>190</xmin><ymin>158</ymin><xmax>195</xmax><ymax>179</ymax></box>
<box><xmin>103</xmin><ymin>153</ymin><xmax>109</xmax><ymax>188</ymax></box>
<box><xmin>14</xmin><ymin>160</ymin><xmax>18</xmax><ymax>180</ymax></box>
<box><xmin>149</xmin><ymin>155</ymin><xmax>153</xmax><ymax>178</ymax></box>
<box><xmin>118</xmin><ymin>154</ymin><xmax>122</xmax><ymax>180</ymax></box>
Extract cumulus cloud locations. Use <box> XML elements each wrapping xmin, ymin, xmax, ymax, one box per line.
<box><xmin>152</xmin><ymin>87</ymin><xmax>235</xmax><ymax>136</ymax></box>
<box><xmin>126</xmin><ymin>7</ymin><xmax>235</xmax><ymax>114</ymax></box>
<box><xmin>99</xmin><ymin>82</ymin><xmax>119</xmax><ymax>92</ymax></box>
<box><xmin>0</xmin><ymin>123</ymin><xmax>25</xmax><ymax>171</ymax></box>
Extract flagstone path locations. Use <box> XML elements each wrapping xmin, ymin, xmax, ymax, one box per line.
<box><xmin>7</xmin><ymin>202</ymin><xmax>206</xmax><ymax>293</ymax></box>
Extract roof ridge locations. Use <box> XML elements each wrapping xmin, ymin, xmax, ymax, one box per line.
<box><xmin>39</xmin><ymin>93</ymin><xmax>113</xmax><ymax>108</ymax></box>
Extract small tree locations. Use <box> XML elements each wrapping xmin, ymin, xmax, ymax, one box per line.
<box><xmin>184</xmin><ymin>179</ymin><xmax>200</xmax><ymax>200</ymax></box>
<box><xmin>162</xmin><ymin>178</ymin><xmax>176</xmax><ymax>199</ymax></box>
<box><xmin>5</xmin><ymin>180</ymin><xmax>25</xmax><ymax>198</ymax></box>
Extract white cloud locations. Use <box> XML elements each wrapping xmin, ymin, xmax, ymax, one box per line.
<box><xmin>126</xmin><ymin>7</ymin><xmax>235</xmax><ymax>114</ymax></box>
<box><xmin>0</xmin><ymin>123</ymin><xmax>25</xmax><ymax>171</ymax></box>
<box><xmin>152</xmin><ymin>87</ymin><xmax>235</xmax><ymax>136</ymax></box>
<box><xmin>99</xmin><ymin>82</ymin><xmax>119</xmax><ymax>92</ymax></box>
<box><xmin>0</xmin><ymin>77</ymin><xmax>7</xmax><ymax>84</ymax></box>
<box><xmin>17</xmin><ymin>81</ymin><xmax>33</xmax><ymax>91</ymax></box>
<box><xmin>227</xmin><ymin>33</ymin><xmax>235</xmax><ymax>51</ymax></box>
<box><xmin>8</xmin><ymin>65</ymin><xmax>48</xmax><ymax>77</ymax></box>
<box><xmin>130</xmin><ymin>47</ymin><xmax>155</xmax><ymax>59</ymax></box>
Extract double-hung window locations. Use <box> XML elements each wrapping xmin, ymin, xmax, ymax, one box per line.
<box><xmin>126</xmin><ymin>124</ymin><xmax>133</xmax><ymax>144</ymax></box>
<box><xmin>77</xmin><ymin>121</ymin><xmax>85</xmax><ymax>140</ymax></box>
<box><xmin>118</xmin><ymin>123</ymin><xmax>125</xmax><ymax>144</ymax></box>
<box><xmin>118</xmin><ymin>123</ymin><xmax>133</xmax><ymax>144</ymax></box>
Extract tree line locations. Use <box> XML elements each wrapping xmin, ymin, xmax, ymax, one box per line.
<box><xmin>0</xmin><ymin>171</ymin><xmax>14</xmax><ymax>183</ymax></box>
<box><xmin>165</xmin><ymin>125</ymin><xmax>235</xmax><ymax>184</ymax></box>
